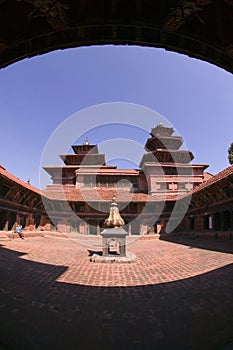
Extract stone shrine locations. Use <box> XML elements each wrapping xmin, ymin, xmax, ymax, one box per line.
<box><xmin>101</xmin><ymin>196</ymin><xmax>128</xmax><ymax>257</ymax></box>
<box><xmin>90</xmin><ymin>197</ymin><xmax>136</xmax><ymax>263</ymax></box>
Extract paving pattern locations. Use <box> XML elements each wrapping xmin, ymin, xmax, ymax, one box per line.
<box><xmin>0</xmin><ymin>235</ymin><xmax>232</xmax><ymax>350</ymax></box>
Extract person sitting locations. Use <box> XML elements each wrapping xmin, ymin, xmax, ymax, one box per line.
<box><xmin>15</xmin><ymin>224</ymin><xmax>24</xmax><ymax>239</ymax></box>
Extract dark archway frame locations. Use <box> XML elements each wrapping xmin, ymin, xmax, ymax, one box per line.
<box><xmin>0</xmin><ymin>0</ymin><xmax>232</xmax><ymax>73</ymax></box>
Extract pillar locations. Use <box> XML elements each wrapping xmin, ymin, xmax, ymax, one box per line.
<box><xmin>4</xmin><ymin>220</ymin><xmax>9</xmax><ymax>231</ymax></box>
<box><xmin>140</xmin><ymin>224</ymin><xmax>148</xmax><ymax>235</ymax></box>
<box><xmin>120</xmin><ymin>241</ymin><xmax>126</xmax><ymax>256</ymax></box>
<box><xmin>79</xmin><ymin>222</ymin><xmax>88</xmax><ymax>234</ymax></box>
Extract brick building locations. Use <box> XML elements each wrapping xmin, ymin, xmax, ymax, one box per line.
<box><xmin>42</xmin><ymin>123</ymin><xmax>208</xmax><ymax>234</ymax></box>
<box><xmin>0</xmin><ymin>165</ymin><xmax>46</xmax><ymax>231</ymax></box>
<box><xmin>1</xmin><ymin>124</ymin><xmax>233</xmax><ymax>238</ymax></box>
<box><xmin>177</xmin><ymin>166</ymin><xmax>233</xmax><ymax>239</ymax></box>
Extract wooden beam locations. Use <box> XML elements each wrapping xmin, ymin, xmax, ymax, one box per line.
<box><xmin>163</xmin><ymin>0</ymin><xmax>213</xmax><ymax>32</ymax></box>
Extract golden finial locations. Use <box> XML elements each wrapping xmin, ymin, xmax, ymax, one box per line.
<box><xmin>104</xmin><ymin>197</ymin><xmax>125</xmax><ymax>228</ymax></box>
<box><xmin>84</xmin><ymin>137</ymin><xmax>89</xmax><ymax>145</ymax></box>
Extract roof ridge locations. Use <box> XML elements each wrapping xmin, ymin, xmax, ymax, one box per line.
<box><xmin>193</xmin><ymin>165</ymin><xmax>233</xmax><ymax>193</ymax></box>
<box><xmin>0</xmin><ymin>165</ymin><xmax>41</xmax><ymax>195</ymax></box>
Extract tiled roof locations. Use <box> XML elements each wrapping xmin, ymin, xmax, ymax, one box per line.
<box><xmin>192</xmin><ymin>165</ymin><xmax>233</xmax><ymax>194</ymax></box>
<box><xmin>0</xmin><ymin>165</ymin><xmax>41</xmax><ymax>195</ymax></box>
<box><xmin>43</xmin><ymin>166</ymin><xmax>138</xmax><ymax>176</ymax></box>
<box><xmin>203</xmin><ymin>172</ymin><xmax>213</xmax><ymax>181</ymax></box>
<box><xmin>42</xmin><ymin>187</ymin><xmax>178</xmax><ymax>202</ymax></box>
<box><xmin>43</xmin><ymin>188</ymin><xmax>145</xmax><ymax>202</ymax></box>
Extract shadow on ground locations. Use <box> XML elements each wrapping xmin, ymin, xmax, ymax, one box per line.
<box><xmin>159</xmin><ymin>234</ymin><xmax>233</xmax><ymax>254</ymax></box>
<box><xmin>87</xmin><ymin>249</ymin><xmax>102</xmax><ymax>256</ymax></box>
<box><xmin>0</xmin><ymin>244</ymin><xmax>232</xmax><ymax>350</ymax></box>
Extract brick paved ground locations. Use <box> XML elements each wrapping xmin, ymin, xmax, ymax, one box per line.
<box><xmin>0</xmin><ymin>235</ymin><xmax>232</xmax><ymax>350</ymax></box>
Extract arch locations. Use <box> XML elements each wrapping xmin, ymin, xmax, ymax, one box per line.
<box><xmin>107</xmin><ymin>238</ymin><xmax>121</xmax><ymax>255</ymax></box>
<box><xmin>0</xmin><ymin>1</ymin><xmax>232</xmax><ymax>72</ymax></box>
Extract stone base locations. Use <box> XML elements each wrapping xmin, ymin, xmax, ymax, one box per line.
<box><xmin>140</xmin><ymin>233</ymin><xmax>160</xmax><ymax>240</ymax></box>
<box><xmin>0</xmin><ymin>231</ymin><xmax>11</xmax><ymax>241</ymax></box>
<box><xmin>90</xmin><ymin>251</ymin><xmax>137</xmax><ymax>263</ymax></box>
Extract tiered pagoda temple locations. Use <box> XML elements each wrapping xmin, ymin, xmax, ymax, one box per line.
<box><xmin>44</xmin><ymin>138</ymin><xmax>139</xmax><ymax>189</ymax></box>
<box><xmin>140</xmin><ymin>123</ymin><xmax>208</xmax><ymax>196</ymax></box>
<box><xmin>42</xmin><ymin>123</ymin><xmax>208</xmax><ymax>235</ymax></box>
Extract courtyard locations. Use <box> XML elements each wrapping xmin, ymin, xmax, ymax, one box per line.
<box><xmin>0</xmin><ymin>234</ymin><xmax>232</xmax><ymax>350</ymax></box>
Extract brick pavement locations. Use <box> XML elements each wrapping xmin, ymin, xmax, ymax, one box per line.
<box><xmin>0</xmin><ymin>235</ymin><xmax>232</xmax><ymax>350</ymax></box>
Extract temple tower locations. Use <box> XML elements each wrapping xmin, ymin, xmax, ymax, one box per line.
<box><xmin>43</xmin><ymin>139</ymin><xmax>108</xmax><ymax>186</ymax></box>
<box><xmin>140</xmin><ymin>123</ymin><xmax>208</xmax><ymax>196</ymax></box>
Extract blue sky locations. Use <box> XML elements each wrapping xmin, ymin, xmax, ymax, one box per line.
<box><xmin>0</xmin><ymin>45</ymin><xmax>232</xmax><ymax>189</ymax></box>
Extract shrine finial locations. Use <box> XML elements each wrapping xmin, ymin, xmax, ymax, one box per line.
<box><xmin>104</xmin><ymin>197</ymin><xmax>125</xmax><ymax>228</ymax></box>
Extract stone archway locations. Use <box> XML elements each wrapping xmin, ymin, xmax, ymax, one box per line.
<box><xmin>0</xmin><ymin>1</ymin><xmax>232</xmax><ymax>73</ymax></box>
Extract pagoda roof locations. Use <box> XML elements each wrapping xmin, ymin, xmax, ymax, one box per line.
<box><xmin>71</xmin><ymin>144</ymin><xmax>99</xmax><ymax>155</ymax></box>
<box><xmin>140</xmin><ymin>149</ymin><xmax>194</xmax><ymax>166</ymax></box>
<box><xmin>60</xmin><ymin>153</ymin><xmax>106</xmax><ymax>166</ymax></box>
<box><xmin>151</xmin><ymin>124</ymin><xmax>174</xmax><ymax>136</ymax></box>
<box><xmin>145</xmin><ymin>135</ymin><xmax>183</xmax><ymax>151</ymax></box>
<box><xmin>141</xmin><ymin>163</ymin><xmax>208</xmax><ymax>169</ymax></box>
<box><xmin>43</xmin><ymin>166</ymin><xmax>140</xmax><ymax>178</ymax></box>
<box><xmin>43</xmin><ymin>165</ymin><xmax>118</xmax><ymax>177</ymax></box>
